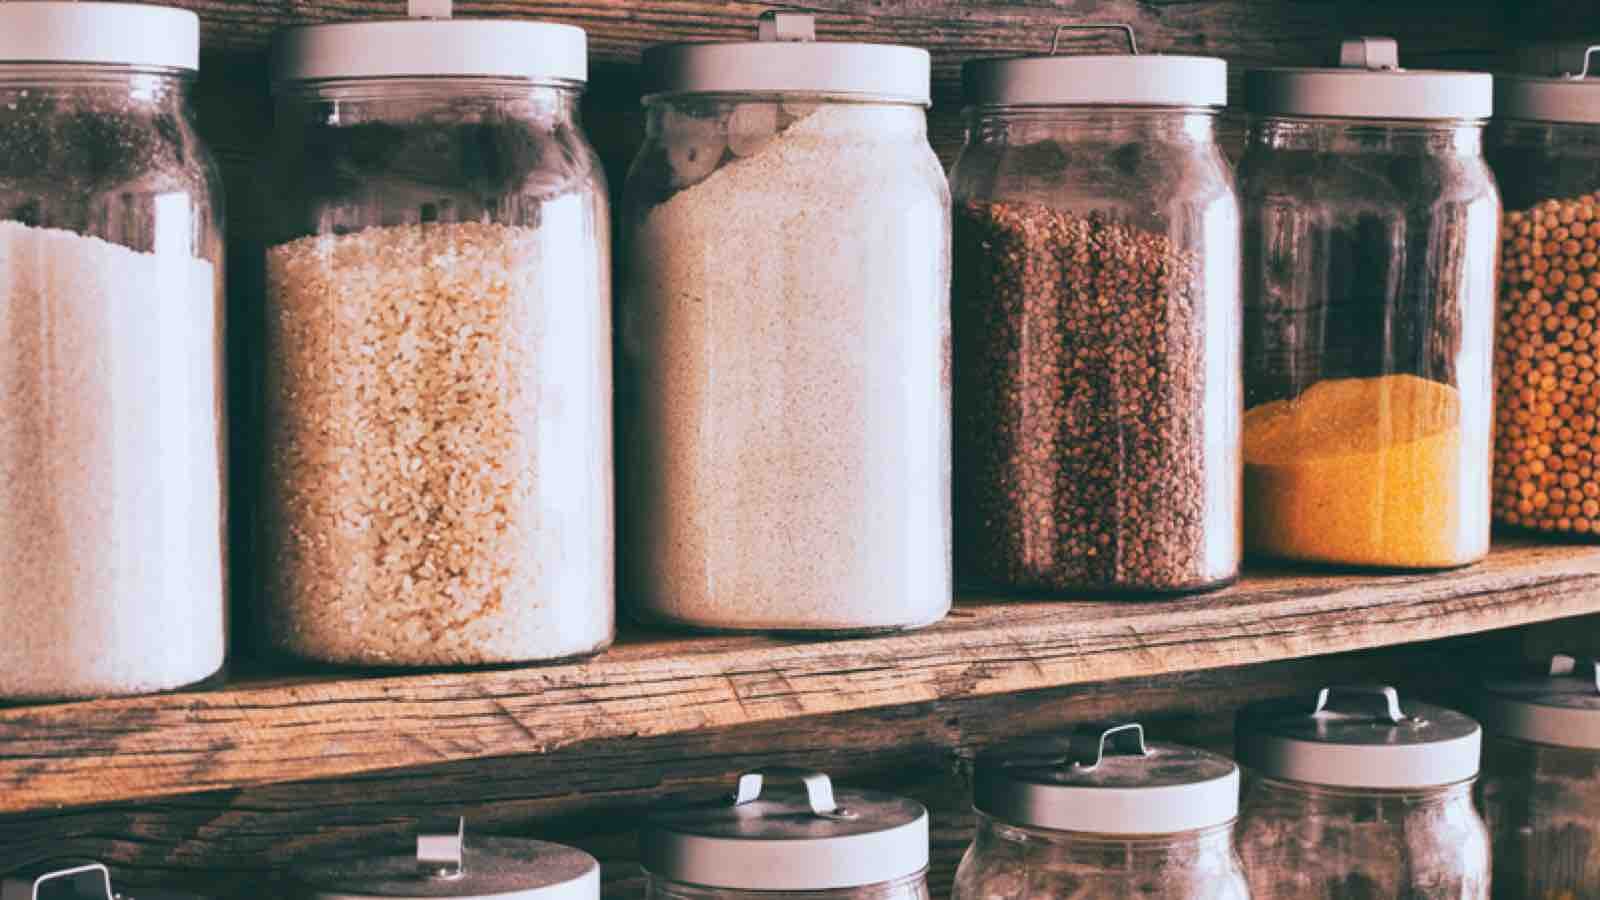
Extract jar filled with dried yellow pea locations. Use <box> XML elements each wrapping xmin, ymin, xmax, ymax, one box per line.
<box><xmin>1491</xmin><ymin>58</ymin><xmax>1600</xmax><ymax>537</ymax></box>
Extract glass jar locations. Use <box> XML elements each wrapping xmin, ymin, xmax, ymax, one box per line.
<box><xmin>949</xmin><ymin>28</ymin><xmax>1240</xmax><ymax>595</ymax></box>
<box><xmin>1235</xmin><ymin>685</ymin><xmax>1490</xmax><ymax>899</ymax></box>
<box><xmin>1489</xmin><ymin>59</ymin><xmax>1600</xmax><ymax>537</ymax></box>
<box><xmin>265</xmin><ymin>15</ymin><xmax>612</xmax><ymax>666</ymax></box>
<box><xmin>291</xmin><ymin>818</ymin><xmax>600</xmax><ymax>900</ymax></box>
<box><xmin>954</xmin><ymin>723</ymin><xmax>1248</xmax><ymax>900</ymax></box>
<box><xmin>1478</xmin><ymin>654</ymin><xmax>1600</xmax><ymax>899</ymax></box>
<box><xmin>0</xmin><ymin>3</ymin><xmax>226</xmax><ymax>700</ymax></box>
<box><xmin>1239</xmin><ymin>38</ymin><xmax>1498</xmax><ymax>570</ymax></box>
<box><xmin>620</xmin><ymin>13</ymin><xmax>950</xmax><ymax>633</ymax></box>
<box><xmin>642</xmin><ymin>768</ymin><xmax>929</xmax><ymax>900</ymax></box>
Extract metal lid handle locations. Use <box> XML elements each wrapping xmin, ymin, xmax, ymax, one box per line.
<box><xmin>1050</xmin><ymin>23</ymin><xmax>1138</xmax><ymax>56</ymax></box>
<box><xmin>1339</xmin><ymin>37</ymin><xmax>1400</xmax><ymax>71</ymax></box>
<box><xmin>1566</xmin><ymin>45</ymin><xmax>1600</xmax><ymax>81</ymax></box>
<box><xmin>757</xmin><ymin>11</ymin><xmax>815</xmax><ymax>43</ymax></box>
<box><xmin>1549</xmin><ymin>654</ymin><xmax>1600</xmax><ymax>693</ymax></box>
<box><xmin>406</xmin><ymin>0</ymin><xmax>451</xmax><ymax>19</ymax></box>
<box><xmin>1068</xmin><ymin>723</ymin><xmax>1149</xmax><ymax>770</ymax></box>
<box><xmin>1</xmin><ymin>861</ymin><xmax>116</xmax><ymax>900</ymax></box>
<box><xmin>417</xmin><ymin>817</ymin><xmax>466</xmax><ymax>881</ymax></box>
<box><xmin>733</xmin><ymin>767</ymin><xmax>855</xmax><ymax>819</ymax></box>
<box><xmin>1313</xmin><ymin>685</ymin><xmax>1408</xmax><ymax>723</ymax></box>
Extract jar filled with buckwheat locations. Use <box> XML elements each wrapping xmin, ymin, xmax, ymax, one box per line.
<box><xmin>1491</xmin><ymin>47</ymin><xmax>1600</xmax><ymax>537</ymax></box>
<box><xmin>950</xmin><ymin>25</ymin><xmax>1240</xmax><ymax>595</ymax></box>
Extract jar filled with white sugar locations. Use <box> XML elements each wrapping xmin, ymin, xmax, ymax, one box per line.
<box><xmin>265</xmin><ymin>5</ymin><xmax>613</xmax><ymax>666</ymax></box>
<box><xmin>0</xmin><ymin>2</ymin><xmax>226</xmax><ymax>700</ymax></box>
<box><xmin>620</xmin><ymin>13</ymin><xmax>952</xmax><ymax>633</ymax></box>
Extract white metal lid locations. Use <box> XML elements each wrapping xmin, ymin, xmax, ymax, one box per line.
<box><xmin>1480</xmin><ymin>654</ymin><xmax>1600</xmax><ymax>749</ymax></box>
<box><xmin>1</xmin><ymin>860</ymin><xmax>211</xmax><ymax>900</ymax></box>
<box><xmin>272</xmin><ymin>0</ymin><xmax>586</xmax><ymax>86</ymax></box>
<box><xmin>974</xmin><ymin>723</ymin><xmax>1240</xmax><ymax>835</ymax></box>
<box><xmin>1498</xmin><ymin>46</ymin><xmax>1600</xmax><ymax>124</ymax></box>
<box><xmin>293</xmin><ymin>820</ymin><xmax>601</xmax><ymax>900</ymax></box>
<box><xmin>0</xmin><ymin>2</ymin><xmax>198</xmax><ymax>71</ymax></box>
<box><xmin>641</xmin><ymin>12</ymin><xmax>931</xmax><ymax>105</ymax></box>
<box><xmin>1237</xmin><ymin>685</ymin><xmax>1482</xmax><ymax>790</ymax></box>
<box><xmin>1245</xmin><ymin>37</ymin><xmax>1492</xmax><ymax>120</ymax></box>
<box><xmin>640</xmin><ymin>768</ymin><xmax>930</xmax><ymax>891</ymax></box>
<box><xmin>964</xmin><ymin>25</ymin><xmax>1226</xmax><ymax>108</ymax></box>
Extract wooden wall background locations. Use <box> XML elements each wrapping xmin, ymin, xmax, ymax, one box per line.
<box><xmin>6</xmin><ymin>0</ymin><xmax>1600</xmax><ymax>895</ymax></box>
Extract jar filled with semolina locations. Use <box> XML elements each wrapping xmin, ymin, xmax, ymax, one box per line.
<box><xmin>1490</xmin><ymin>48</ymin><xmax>1600</xmax><ymax>537</ymax></box>
<box><xmin>949</xmin><ymin>25</ymin><xmax>1241</xmax><ymax>595</ymax></box>
<box><xmin>1240</xmin><ymin>38</ymin><xmax>1498</xmax><ymax>570</ymax></box>
<box><xmin>264</xmin><ymin>8</ymin><xmax>613</xmax><ymax>666</ymax></box>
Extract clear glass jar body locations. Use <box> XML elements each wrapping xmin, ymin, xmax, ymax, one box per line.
<box><xmin>1480</xmin><ymin>735</ymin><xmax>1600</xmax><ymax>899</ymax></box>
<box><xmin>0</xmin><ymin>64</ymin><xmax>226</xmax><ymax>700</ymax></box>
<box><xmin>948</xmin><ymin>108</ymin><xmax>1241</xmax><ymax>594</ymax></box>
<box><xmin>265</xmin><ymin>78</ymin><xmax>613</xmax><ymax>666</ymax></box>
<box><xmin>1239</xmin><ymin>116</ymin><xmax>1498</xmax><ymax>570</ymax></box>
<box><xmin>1488</xmin><ymin>120</ymin><xmax>1600</xmax><ymax>537</ymax></box>
<box><xmin>620</xmin><ymin>94</ymin><xmax>951</xmax><ymax>633</ymax></box>
<box><xmin>953</xmin><ymin>813</ymin><xmax>1248</xmax><ymax>900</ymax></box>
<box><xmin>1236</xmin><ymin>777</ymin><xmax>1491</xmax><ymax>899</ymax></box>
<box><xmin>646</xmin><ymin>872</ymin><xmax>929</xmax><ymax>900</ymax></box>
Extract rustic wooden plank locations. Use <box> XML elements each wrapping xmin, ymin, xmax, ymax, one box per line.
<box><xmin>0</xmin><ymin>539</ymin><xmax>1596</xmax><ymax>815</ymax></box>
<box><xmin>0</xmin><ymin>633</ymin><xmax>1526</xmax><ymax>898</ymax></box>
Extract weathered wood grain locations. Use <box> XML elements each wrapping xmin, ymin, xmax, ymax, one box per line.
<box><xmin>1</xmin><ymin>539</ymin><xmax>1597</xmax><ymax>815</ymax></box>
<box><xmin>0</xmin><ymin>633</ymin><xmax>1528</xmax><ymax>898</ymax></box>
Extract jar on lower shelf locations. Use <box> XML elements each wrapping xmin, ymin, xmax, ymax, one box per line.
<box><xmin>1235</xmin><ymin>685</ymin><xmax>1490</xmax><ymax>900</ymax></box>
<box><xmin>954</xmin><ymin>723</ymin><xmax>1248</xmax><ymax>900</ymax></box>
<box><xmin>1478</xmin><ymin>655</ymin><xmax>1600</xmax><ymax>899</ymax></box>
<box><xmin>642</xmin><ymin>769</ymin><xmax>930</xmax><ymax>900</ymax></box>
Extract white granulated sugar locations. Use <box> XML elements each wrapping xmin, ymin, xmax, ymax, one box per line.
<box><xmin>625</xmin><ymin>104</ymin><xmax>952</xmax><ymax>631</ymax></box>
<box><xmin>266</xmin><ymin>217</ymin><xmax>612</xmax><ymax>666</ymax></box>
<box><xmin>0</xmin><ymin>220</ymin><xmax>224</xmax><ymax>699</ymax></box>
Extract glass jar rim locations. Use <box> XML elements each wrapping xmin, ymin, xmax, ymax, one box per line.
<box><xmin>273</xmin><ymin>74</ymin><xmax>586</xmax><ymax>97</ymax></box>
<box><xmin>0</xmin><ymin>61</ymin><xmax>194</xmax><ymax>82</ymax></box>
<box><xmin>641</xmin><ymin>89</ymin><xmax>929</xmax><ymax>108</ymax></box>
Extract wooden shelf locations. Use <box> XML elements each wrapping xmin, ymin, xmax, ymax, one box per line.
<box><xmin>3</xmin><ymin>538</ymin><xmax>1599</xmax><ymax>815</ymax></box>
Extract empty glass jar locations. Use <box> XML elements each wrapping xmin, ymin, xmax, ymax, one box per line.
<box><xmin>1240</xmin><ymin>37</ymin><xmax>1498</xmax><ymax>570</ymax></box>
<box><xmin>621</xmin><ymin>13</ymin><xmax>950</xmax><ymax>633</ymax></box>
<box><xmin>642</xmin><ymin>769</ymin><xmax>929</xmax><ymax>900</ymax></box>
<box><xmin>1236</xmin><ymin>685</ymin><xmax>1490</xmax><ymax>899</ymax></box>
<box><xmin>0</xmin><ymin>2</ymin><xmax>226</xmax><ymax>700</ymax></box>
<box><xmin>954</xmin><ymin>723</ymin><xmax>1248</xmax><ymax>900</ymax></box>
<box><xmin>265</xmin><ymin>13</ymin><xmax>612</xmax><ymax>666</ymax></box>
<box><xmin>1479</xmin><ymin>654</ymin><xmax>1600</xmax><ymax>899</ymax></box>
<box><xmin>950</xmin><ymin>25</ymin><xmax>1241</xmax><ymax>595</ymax></box>
<box><xmin>1489</xmin><ymin>51</ymin><xmax>1600</xmax><ymax>537</ymax></box>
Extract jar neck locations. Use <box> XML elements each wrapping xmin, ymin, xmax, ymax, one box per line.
<box><xmin>978</xmin><ymin>813</ymin><xmax>1237</xmax><ymax>868</ymax></box>
<box><xmin>1249</xmin><ymin>115</ymin><xmax>1484</xmax><ymax>156</ymax></box>
<box><xmin>1493</xmin><ymin>117</ymin><xmax>1600</xmax><ymax>150</ymax></box>
<box><xmin>1247</xmin><ymin>776</ymin><xmax>1478</xmax><ymax>818</ymax></box>
<box><xmin>0</xmin><ymin>63</ymin><xmax>191</xmax><ymax>111</ymax></box>
<box><xmin>967</xmin><ymin>107</ymin><xmax>1219</xmax><ymax>146</ymax></box>
<box><xmin>643</xmin><ymin>95</ymin><xmax>929</xmax><ymax>141</ymax></box>
<box><xmin>275</xmin><ymin>77</ymin><xmax>583</xmax><ymax>127</ymax></box>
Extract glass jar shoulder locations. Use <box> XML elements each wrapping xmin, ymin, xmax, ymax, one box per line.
<box><xmin>270</xmin><ymin>79</ymin><xmax>605</xmax><ymax>240</ymax></box>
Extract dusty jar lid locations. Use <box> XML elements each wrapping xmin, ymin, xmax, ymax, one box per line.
<box><xmin>293</xmin><ymin>819</ymin><xmax>600</xmax><ymax>900</ymax></box>
<box><xmin>1</xmin><ymin>860</ymin><xmax>211</xmax><ymax>900</ymax></box>
<box><xmin>964</xmin><ymin>24</ymin><xmax>1225</xmax><ymax>108</ymax></box>
<box><xmin>642</xmin><ymin>12</ymin><xmax>931</xmax><ymax>105</ymax></box>
<box><xmin>1480</xmin><ymin>654</ymin><xmax>1600</xmax><ymax>749</ymax></box>
<box><xmin>272</xmin><ymin>0</ymin><xmax>586</xmax><ymax>86</ymax></box>
<box><xmin>1498</xmin><ymin>46</ymin><xmax>1600</xmax><ymax>124</ymax></box>
<box><xmin>1237</xmin><ymin>685</ymin><xmax>1482</xmax><ymax>789</ymax></box>
<box><xmin>1245</xmin><ymin>37</ymin><xmax>1492</xmax><ymax>120</ymax></box>
<box><xmin>640</xmin><ymin>768</ymin><xmax>930</xmax><ymax>891</ymax></box>
<box><xmin>975</xmin><ymin>723</ymin><xmax>1240</xmax><ymax>835</ymax></box>
<box><xmin>0</xmin><ymin>2</ymin><xmax>198</xmax><ymax>72</ymax></box>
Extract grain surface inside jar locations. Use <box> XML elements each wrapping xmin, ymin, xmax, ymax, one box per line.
<box><xmin>621</xmin><ymin>16</ymin><xmax>952</xmax><ymax>632</ymax></box>
<box><xmin>264</xmin><ymin>18</ymin><xmax>613</xmax><ymax>666</ymax></box>
<box><xmin>949</xmin><ymin>45</ymin><xmax>1241</xmax><ymax>594</ymax></box>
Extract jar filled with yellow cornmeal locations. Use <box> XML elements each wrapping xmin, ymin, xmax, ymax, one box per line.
<box><xmin>1240</xmin><ymin>38</ymin><xmax>1497</xmax><ymax>569</ymax></box>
